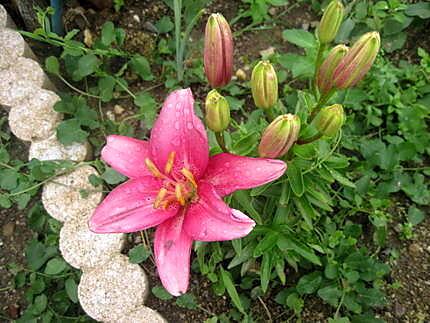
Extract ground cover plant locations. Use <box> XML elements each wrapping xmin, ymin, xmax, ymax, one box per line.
<box><xmin>0</xmin><ymin>0</ymin><xmax>429</xmax><ymax>322</ymax></box>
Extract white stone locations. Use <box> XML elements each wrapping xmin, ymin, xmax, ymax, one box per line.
<box><xmin>78</xmin><ymin>254</ymin><xmax>149</xmax><ymax>322</ymax></box>
<box><xmin>59</xmin><ymin>214</ymin><xmax>125</xmax><ymax>270</ymax></box>
<box><xmin>29</xmin><ymin>135</ymin><xmax>89</xmax><ymax>162</ymax></box>
<box><xmin>116</xmin><ymin>306</ymin><xmax>167</xmax><ymax>323</ymax></box>
<box><xmin>0</xmin><ymin>5</ymin><xmax>16</xmax><ymax>29</ymax></box>
<box><xmin>0</xmin><ymin>79</ymin><xmax>36</xmax><ymax>108</ymax></box>
<box><xmin>8</xmin><ymin>89</ymin><xmax>62</xmax><ymax>141</ymax></box>
<box><xmin>42</xmin><ymin>165</ymin><xmax>102</xmax><ymax>222</ymax></box>
<box><xmin>0</xmin><ymin>29</ymin><xmax>35</xmax><ymax>69</ymax></box>
<box><xmin>0</xmin><ymin>58</ymin><xmax>54</xmax><ymax>104</ymax></box>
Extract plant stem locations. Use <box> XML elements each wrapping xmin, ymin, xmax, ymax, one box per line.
<box><xmin>264</xmin><ymin>108</ymin><xmax>275</xmax><ymax>122</ymax></box>
<box><xmin>58</xmin><ymin>75</ymin><xmax>101</xmax><ymax>99</ymax></box>
<box><xmin>173</xmin><ymin>0</ymin><xmax>183</xmax><ymax>82</ymax></box>
<box><xmin>114</xmin><ymin>78</ymin><xmax>136</xmax><ymax>99</ymax></box>
<box><xmin>309</xmin><ymin>89</ymin><xmax>335</xmax><ymax>121</ymax></box>
<box><xmin>215</xmin><ymin>131</ymin><xmax>228</xmax><ymax>152</ymax></box>
<box><xmin>179</xmin><ymin>9</ymin><xmax>205</xmax><ymax>81</ymax></box>
<box><xmin>312</xmin><ymin>42</ymin><xmax>326</xmax><ymax>96</ymax></box>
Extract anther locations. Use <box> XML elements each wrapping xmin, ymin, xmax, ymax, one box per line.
<box><xmin>164</xmin><ymin>151</ymin><xmax>176</xmax><ymax>174</ymax></box>
<box><xmin>175</xmin><ymin>184</ymin><xmax>186</xmax><ymax>206</ymax></box>
<box><xmin>181</xmin><ymin>168</ymin><xmax>197</xmax><ymax>188</ymax></box>
<box><xmin>145</xmin><ymin>158</ymin><xmax>163</xmax><ymax>178</ymax></box>
<box><xmin>154</xmin><ymin>188</ymin><xmax>168</xmax><ymax>208</ymax></box>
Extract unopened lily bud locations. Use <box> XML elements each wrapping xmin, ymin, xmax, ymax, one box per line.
<box><xmin>204</xmin><ymin>13</ymin><xmax>234</xmax><ymax>88</ymax></box>
<box><xmin>318</xmin><ymin>0</ymin><xmax>344</xmax><ymax>44</ymax></box>
<box><xmin>313</xmin><ymin>104</ymin><xmax>345</xmax><ymax>137</ymax></box>
<box><xmin>258</xmin><ymin>114</ymin><xmax>301</xmax><ymax>158</ymax></box>
<box><xmin>251</xmin><ymin>61</ymin><xmax>278</xmax><ymax>110</ymax></box>
<box><xmin>205</xmin><ymin>89</ymin><xmax>230</xmax><ymax>132</ymax></box>
<box><xmin>333</xmin><ymin>32</ymin><xmax>381</xmax><ymax>89</ymax></box>
<box><xmin>317</xmin><ymin>44</ymin><xmax>349</xmax><ymax>95</ymax></box>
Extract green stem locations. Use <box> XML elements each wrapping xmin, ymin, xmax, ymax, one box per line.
<box><xmin>309</xmin><ymin>89</ymin><xmax>336</xmax><ymax>121</ymax></box>
<box><xmin>114</xmin><ymin>78</ymin><xmax>136</xmax><ymax>99</ymax></box>
<box><xmin>264</xmin><ymin>108</ymin><xmax>275</xmax><ymax>122</ymax></box>
<box><xmin>58</xmin><ymin>75</ymin><xmax>101</xmax><ymax>99</ymax></box>
<box><xmin>7</xmin><ymin>162</ymin><xmax>89</xmax><ymax>197</ymax></box>
<box><xmin>215</xmin><ymin>131</ymin><xmax>228</xmax><ymax>152</ymax></box>
<box><xmin>178</xmin><ymin>9</ymin><xmax>205</xmax><ymax>82</ymax></box>
<box><xmin>173</xmin><ymin>0</ymin><xmax>183</xmax><ymax>82</ymax></box>
<box><xmin>312</xmin><ymin>42</ymin><xmax>326</xmax><ymax>96</ymax></box>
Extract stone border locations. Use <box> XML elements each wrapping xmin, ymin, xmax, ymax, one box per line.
<box><xmin>0</xmin><ymin>6</ymin><xmax>166</xmax><ymax>322</ymax></box>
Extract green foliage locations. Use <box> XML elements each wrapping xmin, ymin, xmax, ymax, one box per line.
<box><xmin>332</xmin><ymin>1</ymin><xmax>430</xmax><ymax>52</ymax></box>
<box><xmin>9</xmin><ymin>204</ymin><xmax>90</xmax><ymax>322</ymax></box>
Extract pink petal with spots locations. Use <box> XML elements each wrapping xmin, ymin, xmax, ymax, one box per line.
<box><xmin>184</xmin><ymin>182</ymin><xmax>255</xmax><ymax>241</ymax></box>
<box><xmin>101</xmin><ymin>135</ymin><xmax>151</xmax><ymax>178</ymax></box>
<box><xmin>89</xmin><ymin>177</ymin><xmax>179</xmax><ymax>233</ymax></box>
<box><xmin>149</xmin><ymin>88</ymin><xmax>209</xmax><ymax>179</ymax></box>
<box><xmin>154</xmin><ymin>213</ymin><xmax>193</xmax><ymax>296</ymax></box>
<box><xmin>202</xmin><ymin>153</ymin><xmax>287</xmax><ymax>196</ymax></box>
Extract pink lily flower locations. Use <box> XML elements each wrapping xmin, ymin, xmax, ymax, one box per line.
<box><xmin>89</xmin><ymin>88</ymin><xmax>286</xmax><ymax>296</ymax></box>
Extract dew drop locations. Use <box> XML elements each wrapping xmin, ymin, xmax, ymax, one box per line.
<box><xmin>187</xmin><ymin>122</ymin><xmax>193</xmax><ymax>130</ymax></box>
<box><xmin>174</xmin><ymin>121</ymin><xmax>180</xmax><ymax>130</ymax></box>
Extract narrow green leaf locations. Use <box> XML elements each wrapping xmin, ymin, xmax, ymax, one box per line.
<box><xmin>253</xmin><ymin>232</ymin><xmax>279</xmax><ymax>257</ymax></box>
<box><xmin>287</xmin><ymin>163</ymin><xmax>304</xmax><ymax>197</ymax></box>
<box><xmin>220</xmin><ymin>267</ymin><xmax>245</xmax><ymax>314</ymax></box>
<box><xmin>233</xmin><ymin>190</ymin><xmax>262</xmax><ymax>224</ymax></box>
<box><xmin>261</xmin><ymin>253</ymin><xmax>271</xmax><ymax>293</ymax></box>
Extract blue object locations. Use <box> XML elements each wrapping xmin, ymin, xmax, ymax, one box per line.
<box><xmin>50</xmin><ymin>0</ymin><xmax>64</xmax><ymax>35</ymax></box>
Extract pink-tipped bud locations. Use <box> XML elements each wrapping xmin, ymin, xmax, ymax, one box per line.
<box><xmin>333</xmin><ymin>32</ymin><xmax>381</xmax><ymax>89</ymax></box>
<box><xmin>205</xmin><ymin>89</ymin><xmax>230</xmax><ymax>132</ymax></box>
<box><xmin>317</xmin><ymin>44</ymin><xmax>349</xmax><ymax>95</ymax></box>
<box><xmin>258</xmin><ymin>114</ymin><xmax>301</xmax><ymax>158</ymax></box>
<box><xmin>317</xmin><ymin>0</ymin><xmax>344</xmax><ymax>44</ymax></box>
<box><xmin>204</xmin><ymin>13</ymin><xmax>234</xmax><ymax>88</ymax></box>
<box><xmin>251</xmin><ymin>60</ymin><xmax>278</xmax><ymax>110</ymax></box>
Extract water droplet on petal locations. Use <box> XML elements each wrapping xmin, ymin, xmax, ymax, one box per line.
<box><xmin>174</xmin><ymin>121</ymin><xmax>180</xmax><ymax>130</ymax></box>
<box><xmin>187</xmin><ymin>122</ymin><xmax>193</xmax><ymax>130</ymax></box>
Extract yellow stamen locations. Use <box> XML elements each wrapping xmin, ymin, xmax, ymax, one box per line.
<box><xmin>154</xmin><ymin>188</ymin><xmax>168</xmax><ymax>208</ymax></box>
<box><xmin>181</xmin><ymin>168</ymin><xmax>197</xmax><ymax>188</ymax></box>
<box><xmin>175</xmin><ymin>184</ymin><xmax>186</xmax><ymax>206</ymax></box>
<box><xmin>145</xmin><ymin>158</ymin><xmax>163</xmax><ymax>178</ymax></box>
<box><xmin>164</xmin><ymin>151</ymin><xmax>176</xmax><ymax>174</ymax></box>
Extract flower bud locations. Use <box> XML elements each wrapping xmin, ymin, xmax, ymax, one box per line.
<box><xmin>313</xmin><ymin>104</ymin><xmax>345</xmax><ymax>137</ymax></box>
<box><xmin>333</xmin><ymin>32</ymin><xmax>381</xmax><ymax>89</ymax></box>
<box><xmin>205</xmin><ymin>89</ymin><xmax>230</xmax><ymax>132</ymax></box>
<box><xmin>251</xmin><ymin>61</ymin><xmax>278</xmax><ymax>110</ymax></box>
<box><xmin>258</xmin><ymin>114</ymin><xmax>301</xmax><ymax>158</ymax></box>
<box><xmin>318</xmin><ymin>0</ymin><xmax>344</xmax><ymax>44</ymax></box>
<box><xmin>316</xmin><ymin>44</ymin><xmax>349</xmax><ymax>95</ymax></box>
<box><xmin>204</xmin><ymin>13</ymin><xmax>234</xmax><ymax>88</ymax></box>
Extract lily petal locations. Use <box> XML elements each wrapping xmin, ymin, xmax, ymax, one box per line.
<box><xmin>149</xmin><ymin>88</ymin><xmax>209</xmax><ymax>179</ymax></box>
<box><xmin>203</xmin><ymin>153</ymin><xmax>287</xmax><ymax>196</ymax></box>
<box><xmin>184</xmin><ymin>182</ymin><xmax>255</xmax><ymax>241</ymax></box>
<box><xmin>154</xmin><ymin>213</ymin><xmax>193</xmax><ymax>296</ymax></box>
<box><xmin>89</xmin><ymin>177</ymin><xmax>179</xmax><ymax>233</ymax></box>
<box><xmin>101</xmin><ymin>135</ymin><xmax>151</xmax><ymax>178</ymax></box>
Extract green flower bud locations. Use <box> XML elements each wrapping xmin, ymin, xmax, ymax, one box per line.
<box><xmin>205</xmin><ymin>89</ymin><xmax>230</xmax><ymax>132</ymax></box>
<box><xmin>313</xmin><ymin>104</ymin><xmax>345</xmax><ymax>137</ymax></box>
<box><xmin>258</xmin><ymin>114</ymin><xmax>301</xmax><ymax>158</ymax></box>
<box><xmin>333</xmin><ymin>32</ymin><xmax>381</xmax><ymax>89</ymax></box>
<box><xmin>318</xmin><ymin>0</ymin><xmax>344</xmax><ymax>44</ymax></box>
<box><xmin>317</xmin><ymin>44</ymin><xmax>349</xmax><ymax>95</ymax></box>
<box><xmin>251</xmin><ymin>60</ymin><xmax>278</xmax><ymax>110</ymax></box>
